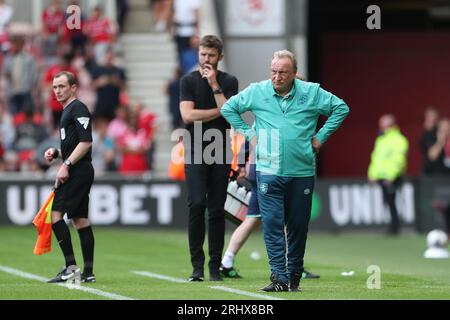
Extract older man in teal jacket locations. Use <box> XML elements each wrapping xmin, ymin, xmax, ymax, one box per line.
<box><xmin>221</xmin><ymin>50</ymin><xmax>349</xmax><ymax>292</ymax></box>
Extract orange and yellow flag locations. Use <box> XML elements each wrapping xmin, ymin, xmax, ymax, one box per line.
<box><xmin>32</xmin><ymin>191</ymin><xmax>54</xmax><ymax>255</ymax></box>
<box><xmin>168</xmin><ymin>142</ymin><xmax>185</xmax><ymax>181</ymax></box>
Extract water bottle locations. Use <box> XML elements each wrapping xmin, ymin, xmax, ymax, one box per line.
<box><xmin>229</xmin><ymin>192</ymin><xmax>241</xmax><ymax>217</ymax></box>
<box><xmin>227</xmin><ymin>181</ymin><xmax>238</xmax><ymax>195</ymax></box>
<box><xmin>236</xmin><ymin>186</ymin><xmax>247</xmax><ymax>202</ymax></box>
<box><xmin>225</xmin><ymin>181</ymin><xmax>238</xmax><ymax>212</ymax></box>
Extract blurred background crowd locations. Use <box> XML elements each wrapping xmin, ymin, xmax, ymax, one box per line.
<box><xmin>0</xmin><ymin>0</ymin><xmax>448</xmax><ymax>182</ymax></box>
<box><xmin>0</xmin><ymin>0</ymin><xmax>201</xmax><ymax>178</ymax></box>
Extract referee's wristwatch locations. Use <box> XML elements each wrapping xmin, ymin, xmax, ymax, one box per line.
<box><xmin>63</xmin><ymin>159</ymin><xmax>72</xmax><ymax>168</ymax></box>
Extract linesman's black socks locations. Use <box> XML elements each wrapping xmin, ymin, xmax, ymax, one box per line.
<box><xmin>78</xmin><ymin>225</ymin><xmax>95</xmax><ymax>275</ymax></box>
<box><xmin>52</xmin><ymin>220</ymin><xmax>76</xmax><ymax>267</ymax></box>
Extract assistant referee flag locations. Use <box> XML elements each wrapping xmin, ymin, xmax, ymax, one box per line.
<box><xmin>32</xmin><ymin>191</ymin><xmax>54</xmax><ymax>255</ymax></box>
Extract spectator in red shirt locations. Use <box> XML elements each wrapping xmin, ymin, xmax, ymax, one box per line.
<box><xmin>43</xmin><ymin>52</ymin><xmax>77</xmax><ymax>129</ymax></box>
<box><xmin>85</xmin><ymin>5</ymin><xmax>117</xmax><ymax>64</ymax></box>
<box><xmin>117</xmin><ymin>110</ymin><xmax>152</xmax><ymax>175</ymax></box>
<box><xmin>41</xmin><ymin>0</ymin><xmax>65</xmax><ymax>64</ymax></box>
<box><xmin>133</xmin><ymin>101</ymin><xmax>158</xmax><ymax>171</ymax></box>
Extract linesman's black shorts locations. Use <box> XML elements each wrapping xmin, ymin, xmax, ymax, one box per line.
<box><xmin>53</xmin><ymin>161</ymin><xmax>94</xmax><ymax>219</ymax></box>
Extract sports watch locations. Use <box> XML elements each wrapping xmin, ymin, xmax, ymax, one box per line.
<box><xmin>64</xmin><ymin>159</ymin><xmax>72</xmax><ymax>167</ymax></box>
<box><xmin>212</xmin><ymin>87</ymin><xmax>223</xmax><ymax>95</ymax></box>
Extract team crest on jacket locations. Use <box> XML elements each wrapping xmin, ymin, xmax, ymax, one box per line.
<box><xmin>299</xmin><ymin>94</ymin><xmax>308</xmax><ymax>104</ymax></box>
<box><xmin>259</xmin><ymin>183</ymin><xmax>268</xmax><ymax>194</ymax></box>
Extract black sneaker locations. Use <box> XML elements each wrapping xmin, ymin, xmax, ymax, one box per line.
<box><xmin>289</xmin><ymin>272</ymin><xmax>302</xmax><ymax>292</ymax></box>
<box><xmin>219</xmin><ymin>265</ymin><xmax>242</xmax><ymax>278</ymax></box>
<box><xmin>209</xmin><ymin>271</ymin><xmax>223</xmax><ymax>281</ymax></box>
<box><xmin>302</xmin><ymin>270</ymin><xmax>320</xmax><ymax>279</ymax></box>
<box><xmin>81</xmin><ymin>273</ymin><xmax>96</xmax><ymax>283</ymax></box>
<box><xmin>47</xmin><ymin>265</ymin><xmax>80</xmax><ymax>283</ymax></box>
<box><xmin>261</xmin><ymin>273</ymin><xmax>289</xmax><ymax>292</ymax></box>
<box><xmin>188</xmin><ymin>270</ymin><xmax>204</xmax><ymax>282</ymax></box>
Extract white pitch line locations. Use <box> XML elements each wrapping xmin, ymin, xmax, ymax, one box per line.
<box><xmin>132</xmin><ymin>270</ymin><xmax>286</xmax><ymax>300</ymax></box>
<box><xmin>132</xmin><ymin>271</ymin><xmax>188</xmax><ymax>283</ymax></box>
<box><xmin>209</xmin><ymin>286</ymin><xmax>285</xmax><ymax>301</ymax></box>
<box><xmin>0</xmin><ymin>265</ymin><xmax>134</xmax><ymax>300</ymax></box>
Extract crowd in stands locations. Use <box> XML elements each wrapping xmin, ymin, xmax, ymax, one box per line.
<box><xmin>0</xmin><ymin>0</ymin><xmax>157</xmax><ymax>177</ymax></box>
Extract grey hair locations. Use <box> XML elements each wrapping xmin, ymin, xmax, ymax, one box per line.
<box><xmin>272</xmin><ymin>50</ymin><xmax>297</xmax><ymax>72</ymax></box>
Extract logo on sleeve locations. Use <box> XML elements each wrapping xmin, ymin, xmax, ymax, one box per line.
<box><xmin>77</xmin><ymin>117</ymin><xmax>90</xmax><ymax>129</ymax></box>
<box><xmin>60</xmin><ymin>128</ymin><xmax>66</xmax><ymax>140</ymax></box>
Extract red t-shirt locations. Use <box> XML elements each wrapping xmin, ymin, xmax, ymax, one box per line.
<box><xmin>138</xmin><ymin>112</ymin><xmax>156</xmax><ymax>140</ymax></box>
<box><xmin>118</xmin><ymin>128</ymin><xmax>150</xmax><ymax>174</ymax></box>
<box><xmin>85</xmin><ymin>18</ymin><xmax>113</xmax><ymax>44</ymax></box>
<box><xmin>42</xmin><ymin>7</ymin><xmax>64</xmax><ymax>34</ymax></box>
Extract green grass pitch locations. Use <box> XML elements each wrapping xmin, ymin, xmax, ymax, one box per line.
<box><xmin>0</xmin><ymin>226</ymin><xmax>449</xmax><ymax>300</ymax></box>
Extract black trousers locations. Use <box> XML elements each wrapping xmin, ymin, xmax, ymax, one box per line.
<box><xmin>184</xmin><ymin>163</ymin><xmax>231</xmax><ymax>274</ymax></box>
<box><xmin>379</xmin><ymin>178</ymin><xmax>402</xmax><ymax>234</ymax></box>
<box><xmin>442</xmin><ymin>205</ymin><xmax>450</xmax><ymax>235</ymax></box>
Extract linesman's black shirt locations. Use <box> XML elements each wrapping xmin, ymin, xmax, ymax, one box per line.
<box><xmin>60</xmin><ymin>99</ymin><xmax>92</xmax><ymax>162</ymax></box>
<box><xmin>180</xmin><ymin>70</ymin><xmax>238</xmax><ymax>158</ymax></box>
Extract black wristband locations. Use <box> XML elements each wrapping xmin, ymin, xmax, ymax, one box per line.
<box><xmin>53</xmin><ymin>149</ymin><xmax>59</xmax><ymax>159</ymax></box>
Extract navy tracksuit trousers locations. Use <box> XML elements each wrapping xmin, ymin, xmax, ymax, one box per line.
<box><xmin>257</xmin><ymin>172</ymin><xmax>315</xmax><ymax>284</ymax></box>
